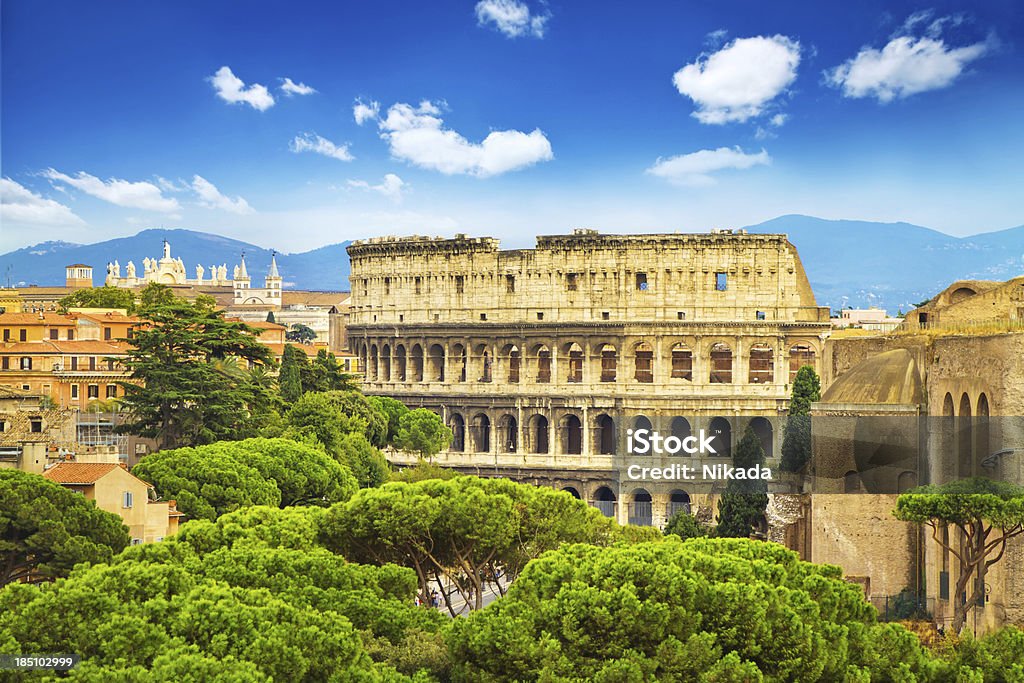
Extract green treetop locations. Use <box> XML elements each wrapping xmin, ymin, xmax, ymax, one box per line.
<box><xmin>716</xmin><ymin>426</ymin><xmax>769</xmax><ymax>538</ymax></box>
<box><xmin>780</xmin><ymin>364</ymin><xmax>821</xmax><ymax>473</ymax></box>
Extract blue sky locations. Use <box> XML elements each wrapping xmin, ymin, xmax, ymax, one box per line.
<box><xmin>2</xmin><ymin>0</ymin><xmax>1022</xmax><ymax>252</ymax></box>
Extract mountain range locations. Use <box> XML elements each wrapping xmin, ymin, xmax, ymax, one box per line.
<box><xmin>2</xmin><ymin>216</ymin><xmax>1022</xmax><ymax>314</ymax></box>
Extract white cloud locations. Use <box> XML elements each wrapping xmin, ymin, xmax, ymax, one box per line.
<box><xmin>825</xmin><ymin>21</ymin><xmax>991</xmax><ymax>102</ymax></box>
<box><xmin>289</xmin><ymin>133</ymin><xmax>354</xmax><ymax>161</ymax></box>
<box><xmin>0</xmin><ymin>178</ymin><xmax>85</xmax><ymax>226</ymax></box>
<box><xmin>646</xmin><ymin>146</ymin><xmax>770</xmax><ymax>186</ymax></box>
<box><xmin>208</xmin><ymin>66</ymin><xmax>275</xmax><ymax>111</ymax></box>
<box><xmin>475</xmin><ymin>0</ymin><xmax>549</xmax><ymax>39</ymax></box>
<box><xmin>42</xmin><ymin>169</ymin><xmax>180</xmax><ymax>212</ymax></box>
<box><xmin>377</xmin><ymin>101</ymin><xmax>553</xmax><ymax>177</ymax></box>
<box><xmin>191</xmin><ymin>175</ymin><xmax>254</xmax><ymax>214</ymax></box>
<box><xmin>347</xmin><ymin>173</ymin><xmax>406</xmax><ymax>202</ymax></box>
<box><xmin>280</xmin><ymin>77</ymin><xmax>316</xmax><ymax>96</ymax></box>
<box><xmin>672</xmin><ymin>35</ymin><xmax>801</xmax><ymax>124</ymax></box>
<box><xmin>353</xmin><ymin>99</ymin><xmax>380</xmax><ymax>125</ymax></box>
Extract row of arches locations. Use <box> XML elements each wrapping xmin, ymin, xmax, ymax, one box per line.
<box><xmin>940</xmin><ymin>391</ymin><xmax>992</xmax><ymax>479</ymax></box>
<box><xmin>574</xmin><ymin>486</ymin><xmax>691</xmax><ymax>526</ymax></box>
<box><xmin>445</xmin><ymin>411</ymin><xmax>775</xmax><ymax>458</ymax></box>
<box><xmin>359</xmin><ymin>340</ymin><xmax>818</xmax><ymax>386</ymax></box>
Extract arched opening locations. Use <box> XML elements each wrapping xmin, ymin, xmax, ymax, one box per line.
<box><xmin>410</xmin><ymin>344</ymin><xmax>424</xmax><ymax>382</ymax></box>
<box><xmin>427</xmin><ymin>344</ymin><xmax>444</xmax><ymax>382</ymax></box>
<box><xmin>629</xmin><ymin>489</ymin><xmax>653</xmax><ymax>526</ymax></box>
<box><xmin>599</xmin><ymin>343</ymin><xmax>617</xmax><ymax>382</ymax></box>
<box><xmin>634</xmin><ymin>342</ymin><xmax>654</xmax><ymax>383</ymax></box>
<box><xmin>531</xmin><ymin>415</ymin><xmax>549</xmax><ymax>454</ymax></box>
<box><xmin>360</xmin><ymin>344</ymin><xmax>368</xmax><ymax>379</ymax></box>
<box><xmin>503</xmin><ymin>344</ymin><xmax>521</xmax><ymax>383</ymax></box>
<box><xmin>748</xmin><ymin>344</ymin><xmax>774</xmax><ymax>384</ymax></box>
<box><xmin>789</xmin><ymin>344</ymin><xmax>816</xmax><ymax>382</ymax></box>
<box><xmin>958</xmin><ymin>393</ymin><xmax>972</xmax><ymax>478</ymax></box>
<box><xmin>534</xmin><ymin>344</ymin><xmax>551</xmax><ymax>383</ymax></box>
<box><xmin>369</xmin><ymin>344</ymin><xmax>379</xmax><ymax>381</ymax></box>
<box><xmin>950</xmin><ymin>287</ymin><xmax>977</xmax><ymax>304</ymax></box>
<box><xmin>593</xmin><ymin>486</ymin><xmax>616</xmax><ymax>518</ymax></box>
<box><xmin>498</xmin><ymin>414</ymin><xmax>518</xmax><ymax>453</ymax></box>
<box><xmin>670</xmin><ymin>417</ymin><xmax>691</xmax><ymax>456</ymax></box>
<box><xmin>395</xmin><ymin>345</ymin><xmax>407</xmax><ymax>382</ymax></box>
<box><xmin>472</xmin><ymin>413</ymin><xmax>491</xmax><ymax>452</ymax></box>
<box><xmin>670</xmin><ymin>343</ymin><xmax>692</xmax><ymax>381</ymax></box>
<box><xmin>475</xmin><ymin>344</ymin><xmax>492</xmax><ymax>383</ymax></box>
<box><xmin>942</xmin><ymin>392</ymin><xmax>955</xmax><ymax>469</ymax></box>
<box><xmin>708</xmin><ymin>417</ymin><xmax>732</xmax><ymax>457</ymax></box>
<box><xmin>449</xmin><ymin>414</ymin><xmax>465</xmax><ymax>452</ymax></box>
<box><xmin>710</xmin><ymin>342</ymin><xmax>732</xmax><ymax>384</ymax></box>
<box><xmin>565</xmin><ymin>342</ymin><xmax>584</xmax><ymax>383</ymax></box>
<box><xmin>633</xmin><ymin>415</ymin><xmax>653</xmax><ymax>433</ymax></box>
<box><xmin>596</xmin><ymin>414</ymin><xmax>616</xmax><ymax>455</ymax></box>
<box><xmin>562</xmin><ymin>414</ymin><xmax>583</xmax><ymax>455</ymax></box>
<box><xmin>897</xmin><ymin>471</ymin><xmax>918</xmax><ymax>493</ymax></box>
<box><xmin>561</xmin><ymin>486</ymin><xmax>581</xmax><ymax>499</ymax></box>
<box><xmin>452</xmin><ymin>344</ymin><xmax>467</xmax><ymax>383</ymax></box>
<box><xmin>381</xmin><ymin>344</ymin><xmax>392</xmax><ymax>382</ymax></box>
<box><xmin>668</xmin><ymin>490</ymin><xmax>691</xmax><ymax>518</ymax></box>
<box><xmin>748</xmin><ymin>417</ymin><xmax>774</xmax><ymax>459</ymax></box>
<box><xmin>976</xmin><ymin>393</ymin><xmax>990</xmax><ymax>470</ymax></box>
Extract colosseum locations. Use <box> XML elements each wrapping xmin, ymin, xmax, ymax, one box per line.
<box><xmin>347</xmin><ymin>228</ymin><xmax>831</xmax><ymax>527</ymax></box>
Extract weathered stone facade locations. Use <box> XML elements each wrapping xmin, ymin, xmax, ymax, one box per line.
<box><xmin>348</xmin><ymin>229</ymin><xmax>830</xmax><ymax>526</ymax></box>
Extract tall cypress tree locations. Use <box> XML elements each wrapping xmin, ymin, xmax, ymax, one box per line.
<box><xmin>716</xmin><ymin>426</ymin><xmax>769</xmax><ymax>538</ymax></box>
<box><xmin>279</xmin><ymin>344</ymin><xmax>305</xmax><ymax>403</ymax></box>
<box><xmin>779</xmin><ymin>365</ymin><xmax>821</xmax><ymax>472</ymax></box>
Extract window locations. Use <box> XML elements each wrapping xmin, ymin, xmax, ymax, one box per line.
<box><xmin>2</xmin><ymin>329</ymin><xmax>8</xmax><ymax>341</ymax></box>
<box><xmin>566</xmin><ymin>273</ymin><xmax>578</xmax><ymax>291</ymax></box>
<box><xmin>715</xmin><ymin>272</ymin><xmax>728</xmax><ymax>291</ymax></box>
<box><xmin>22</xmin><ymin>384</ymin><xmax>30</xmax><ymax>391</ymax></box>
<box><xmin>636</xmin><ymin>272</ymin><xmax>648</xmax><ymax>291</ymax></box>
<box><xmin>71</xmin><ymin>384</ymin><xmax>79</xmax><ymax>399</ymax></box>
<box><xmin>104</xmin><ymin>327</ymin><xmax>112</xmax><ymax>340</ymax></box>
<box><xmin>123</xmin><ymin>491</ymin><xmax>134</xmax><ymax>508</ymax></box>
<box><xmin>415</xmin><ymin>277</ymin><xmax>422</xmax><ymax>294</ymax></box>
<box><xmin>506</xmin><ymin>275</ymin><xmax>515</xmax><ymax>293</ymax></box>
<box><xmin>384</xmin><ymin>277</ymin><xmax>391</xmax><ymax>295</ymax></box>
<box><xmin>677</xmin><ymin>312</ymin><xmax>686</xmax><ymax>320</ymax></box>
<box><xmin>71</xmin><ymin>357</ymin><xmax>78</xmax><ymax>370</ymax></box>
<box><xmin>601</xmin><ymin>311</ymin><xmax>610</xmax><ymax>320</ymax></box>
<box><xmin>89</xmin><ymin>357</ymin><xmax>96</xmax><ymax>371</ymax></box>
<box><xmin>600</xmin><ymin>345</ymin><xmax>617</xmax><ymax>382</ymax></box>
<box><xmin>19</xmin><ymin>329</ymin><xmax>27</xmax><ymax>341</ymax></box>
<box><xmin>30</xmin><ymin>418</ymin><xmax>43</xmax><ymax>433</ymax></box>
<box><xmin>87</xmin><ymin>384</ymin><xmax>99</xmax><ymax>399</ymax></box>
<box><xmin>634</xmin><ymin>343</ymin><xmax>654</xmax><ymax>383</ymax></box>
<box><xmin>537</xmin><ymin>312</ymin><xmax>544</xmax><ymax>321</ymax></box>
<box><xmin>399</xmin><ymin>314</ymin><xmax>404</xmax><ymax>322</ymax></box>
<box><xmin>67</xmin><ymin>329</ymin><xmax>74</xmax><ymax>340</ymax></box>
<box><xmin>50</xmin><ymin>329</ymin><xmax>59</xmax><ymax>340</ymax></box>
<box><xmin>106</xmin><ymin>384</ymin><xmax>118</xmax><ymax>398</ymax></box>
<box><xmin>480</xmin><ymin>313</ymin><xmax>487</xmax><ymax>321</ymax></box>
<box><xmin>20</xmin><ymin>357</ymin><xmax>32</xmax><ymax>370</ymax></box>
<box><xmin>671</xmin><ymin>344</ymin><xmax>693</xmax><ymax>381</ymax></box>
<box><xmin>756</xmin><ymin>310</ymin><xmax>766</xmax><ymax>320</ymax></box>
<box><xmin>537</xmin><ymin>349</ymin><xmax>551</xmax><ymax>383</ymax></box>
<box><xmin>1</xmin><ymin>358</ymin><xmax>8</xmax><ymax>370</ymax></box>
<box><xmin>710</xmin><ymin>343</ymin><xmax>733</xmax><ymax>383</ymax></box>
<box><xmin>107</xmin><ymin>359</ymin><xmax>115</xmax><ymax>371</ymax></box>
<box><xmin>455</xmin><ymin>275</ymin><xmax>464</xmax><ymax>294</ymax></box>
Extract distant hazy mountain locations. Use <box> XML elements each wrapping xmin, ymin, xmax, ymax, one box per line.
<box><xmin>2</xmin><ymin>218</ymin><xmax>1022</xmax><ymax>313</ymax></box>
<box><xmin>0</xmin><ymin>228</ymin><xmax>352</xmax><ymax>292</ymax></box>
<box><xmin>742</xmin><ymin>215</ymin><xmax>1024</xmax><ymax>313</ymax></box>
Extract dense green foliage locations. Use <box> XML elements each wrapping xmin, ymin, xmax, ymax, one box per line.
<box><xmin>278</xmin><ymin>344</ymin><xmax>306</xmax><ymax>403</ymax></box>
<box><xmin>285</xmin><ymin>390</ymin><xmax>388</xmax><ymax>449</ymax></box>
<box><xmin>117</xmin><ymin>285</ymin><xmax>278</xmax><ymax>448</ymax></box>
<box><xmin>664</xmin><ymin>510</ymin><xmax>710</xmax><ymax>541</ymax></box>
<box><xmin>321</xmin><ymin>476</ymin><xmax>620</xmax><ymax>613</ymax></box>
<box><xmin>132</xmin><ymin>438</ymin><xmax>357</xmax><ymax>521</ymax></box>
<box><xmin>896</xmin><ymin>477</ymin><xmax>1024</xmax><ymax>633</ymax></box>
<box><xmin>336</xmin><ymin>433</ymin><xmax>390</xmax><ymax>489</ymax></box>
<box><xmin>395</xmin><ymin>408</ymin><xmax>452</xmax><ymax>460</ymax></box>
<box><xmin>780</xmin><ymin>365</ymin><xmax>821</xmax><ymax>473</ymax></box>
<box><xmin>285</xmin><ymin>322</ymin><xmax>317</xmax><ymax>344</ymax></box>
<box><xmin>368</xmin><ymin>396</ymin><xmax>409</xmax><ymax>444</ymax></box>
<box><xmin>447</xmin><ymin>538</ymin><xmax>945</xmax><ymax>682</ymax></box>
<box><xmin>716</xmin><ymin>427</ymin><xmax>769</xmax><ymax>538</ymax></box>
<box><xmin>0</xmin><ymin>470</ymin><xmax>129</xmax><ymax>588</ymax></box>
<box><xmin>0</xmin><ymin>506</ymin><xmax>446</xmax><ymax>681</ymax></box>
<box><xmin>57</xmin><ymin>285</ymin><xmax>137</xmax><ymax>313</ymax></box>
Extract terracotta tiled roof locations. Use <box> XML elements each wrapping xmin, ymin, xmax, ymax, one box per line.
<box><xmin>73</xmin><ymin>312</ymin><xmax>142</xmax><ymax>324</ymax></box>
<box><xmin>42</xmin><ymin>462</ymin><xmax>122</xmax><ymax>484</ymax></box>
<box><xmin>0</xmin><ymin>341</ymin><xmax>127</xmax><ymax>354</ymax></box>
<box><xmin>263</xmin><ymin>342</ymin><xmax>319</xmax><ymax>357</ymax></box>
<box><xmin>0</xmin><ymin>313</ymin><xmax>77</xmax><ymax>325</ymax></box>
